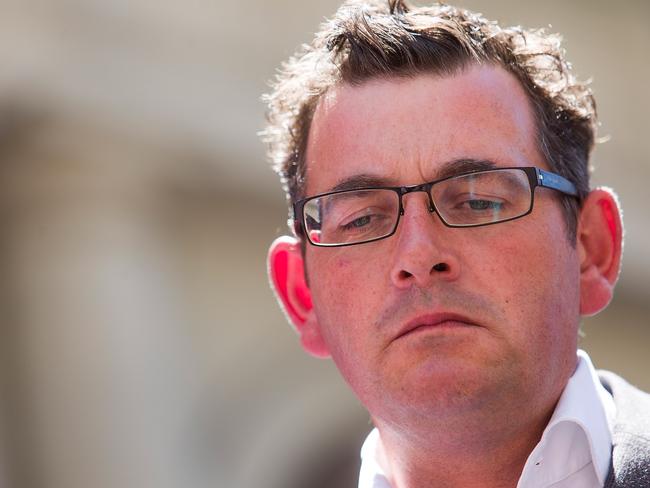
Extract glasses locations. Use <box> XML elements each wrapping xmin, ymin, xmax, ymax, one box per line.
<box><xmin>293</xmin><ymin>167</ymin><xmax>579</xmax><ymax>247</ymax></box>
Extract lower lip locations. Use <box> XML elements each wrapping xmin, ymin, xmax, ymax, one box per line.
<box><xmin>402</xmin><ymin>320</ymin><xmax>473</xmax><ymax>337</ymax></box>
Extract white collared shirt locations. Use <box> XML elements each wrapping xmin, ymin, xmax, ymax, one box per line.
<box><xmin>358</xmin><ymin>350</ymin><xmax>615</xmax><ymax>488</ymax></box>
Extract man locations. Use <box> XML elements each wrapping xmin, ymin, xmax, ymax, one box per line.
<box><xmin>262</xmin><ymin>1</ymin><xmax>650</xmax><ymax>486</ymax></box>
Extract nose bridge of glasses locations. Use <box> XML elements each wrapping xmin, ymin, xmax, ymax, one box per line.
<box><xmin>399</xmin><ymin>183</ymin><xmax>436</xmax><ymax>215</ymax></box>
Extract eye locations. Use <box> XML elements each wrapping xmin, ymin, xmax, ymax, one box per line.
<box><xmin>466</xmin><ymin>199</ymin><xmax>504</xmax><ymax>211</ymax></box>
<box><xmin>342</xmin><ymin>214</ymin><xmax>373</xmax><ymax>230</ymax></box>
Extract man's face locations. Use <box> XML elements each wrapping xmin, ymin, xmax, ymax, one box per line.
<box><xmin>301</xmin><ymin>65</ymin><xmax>581</xmax><ymax>427</ymax></box>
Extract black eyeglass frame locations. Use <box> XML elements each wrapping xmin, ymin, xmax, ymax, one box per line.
<box><xmin>292</xmin><ymin>166</ymin><xmax>579</xmax><ymax>248</ymax></box>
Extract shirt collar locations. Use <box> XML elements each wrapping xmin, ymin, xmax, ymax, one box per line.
<box><xmin>359</xmin><ymin>429</ymin><xmax>391</xmax><ymax>488</ymax></box>
<box><xmin>358</xmin><ymin>349</ymin><xmax>614</xmax><ymax>488</ymax></box>
<box><xmin>518</xmin><ymin>349</ymin><xmax>615</xmax><ymax>486</ymax></box>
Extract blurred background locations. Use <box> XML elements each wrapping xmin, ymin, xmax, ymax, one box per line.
<box><xmin>0</xmin><ymin>0</ymin><xmax>647</xmax><ymax>487</ymax></box>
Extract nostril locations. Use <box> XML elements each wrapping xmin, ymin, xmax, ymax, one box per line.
<box><xmin>432</xmin><ymin>262</ymin><xmax>448</xmax><ymax>272</ymax></box>
<box><xmin>398</xmin><ymin>270</ymin><xmax>413</xmax><ymax>280</ymax></box>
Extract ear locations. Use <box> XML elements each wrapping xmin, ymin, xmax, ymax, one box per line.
<box><xmin>578</xmin><ymin>188</ymin><xmax>623</xmax><ymax>316</ymax></box>
<box><xmin>267</xmin><ymin>236</ymin><xmax>331</xmax><ymax>358</ymax></box>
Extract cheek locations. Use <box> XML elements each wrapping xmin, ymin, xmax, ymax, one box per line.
<box><xmin>463</xmin><ymin>233</ymin><xmax>535</xmax><ymax>318</ymax></box>
<box><xmin>307</xmin><ymin>250</ymin><xmax>392</xmax><ymax>374</ymax></box>
<box><xmin>308</xmin><ymin>252</ymin><xmax>382</xmax><ymax>328</ymax></box>
<box><xmin>469</xmin><ymin>216</ymin><xmax>580</xmax><ymax>329</ymax></box>
<box><xmin>310</xmin><ymin>254</ymin><xmax>353</xmax><ymax>302</ymax></box>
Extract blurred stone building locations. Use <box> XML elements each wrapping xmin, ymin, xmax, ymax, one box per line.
<box><xmin>0</xmin><ymin>1</ymin><xmax>648</xmax><ymax>487</ymax></box>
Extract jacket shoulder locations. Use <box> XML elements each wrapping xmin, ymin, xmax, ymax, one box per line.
<box><xmin>599</xmin><ymin>371</ymin><xmax>650</xmax><ymax>488</ymax></box>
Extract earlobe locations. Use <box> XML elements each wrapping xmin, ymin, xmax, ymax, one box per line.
<box><xmin>577</xmin><ymin>188</ymin><xmax>623</xmax><ymax>316</ymax></box>
<box><xmin>267</xmin><ymin>236</ymin><xmax>331</xmax><ymax>358</ymax></box>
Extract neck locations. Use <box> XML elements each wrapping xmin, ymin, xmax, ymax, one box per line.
<box><xmin>373</xmin><ymin>405</ymin><xmax>554</xmax><ymax>488</ymax></box>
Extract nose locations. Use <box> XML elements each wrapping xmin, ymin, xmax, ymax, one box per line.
<box><xmin>389</xmin><ymin>192</ymin><xmax>460</xmax><ymax>289</ymax></box>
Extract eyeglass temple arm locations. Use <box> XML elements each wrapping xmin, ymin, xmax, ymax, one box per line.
<box><xmin>536</xmin><ymin>168</ymin><xmax>579</xmax><ymax>197</ymax></box>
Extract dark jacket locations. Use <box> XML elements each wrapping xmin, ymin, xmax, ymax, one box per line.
<box><xmin>600</xmin><ymin>371</ymin><xmax>650</xmax><ymax>487</ymax></box>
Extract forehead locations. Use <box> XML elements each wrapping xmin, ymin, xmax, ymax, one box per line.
<box><xmin>304</xmin><ymin>64</ymin><xmax>543</xmax><ymax>194</ymax></box>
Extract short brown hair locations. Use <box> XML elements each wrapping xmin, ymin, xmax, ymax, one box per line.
<box><xmin>262</xmin><ymin>0</ymin><xmax>596</xmax><ymax>241</ymax></box>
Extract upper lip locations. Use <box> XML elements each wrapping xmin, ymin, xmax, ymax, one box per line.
<box><xmin>394</xmin><ymin>312</ymin><xmax>479</xmax><ymax>340</ymax></box>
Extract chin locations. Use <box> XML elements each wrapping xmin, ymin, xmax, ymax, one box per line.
<box><xmin>374</xmin><ymin>363</ymin><xmax>507</xmax><ymax>418</ymax></box>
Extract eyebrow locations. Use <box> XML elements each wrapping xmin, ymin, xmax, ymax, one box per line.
<box><xmin>435</xmin><ymin>158</ymin><xmax>498</xmax><ymax>179</ymax></box>
<box><xmin>328</xmin><ymin>174</ymin><xmax>397</xmax><ymax>193</ymax></box>
<box><xmin>326</xmin><ymin>158</ymin><xmax>498</xmax><ymax>193</ymax></box>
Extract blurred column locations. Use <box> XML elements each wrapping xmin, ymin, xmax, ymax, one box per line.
<box><xmin>0</xmin><ymin>112</ymin><xmax>201</xmax><ymax>488</ymax></box>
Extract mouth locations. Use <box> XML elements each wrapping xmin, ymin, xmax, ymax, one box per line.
<box><xmin>394</xmin><ymin>312</ymin><xmax>479</xmax><ymax>341</ymax></box>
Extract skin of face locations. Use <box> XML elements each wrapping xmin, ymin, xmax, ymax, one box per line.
<box><xmin>268</xmin><ymin>64</ymin><xmax>623</xmax><ymax>449</ymax></box>
<box><xmin>301</xmin><ymin>65</ymin><xmax>581</xmax><ymax>432</ymax></box>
